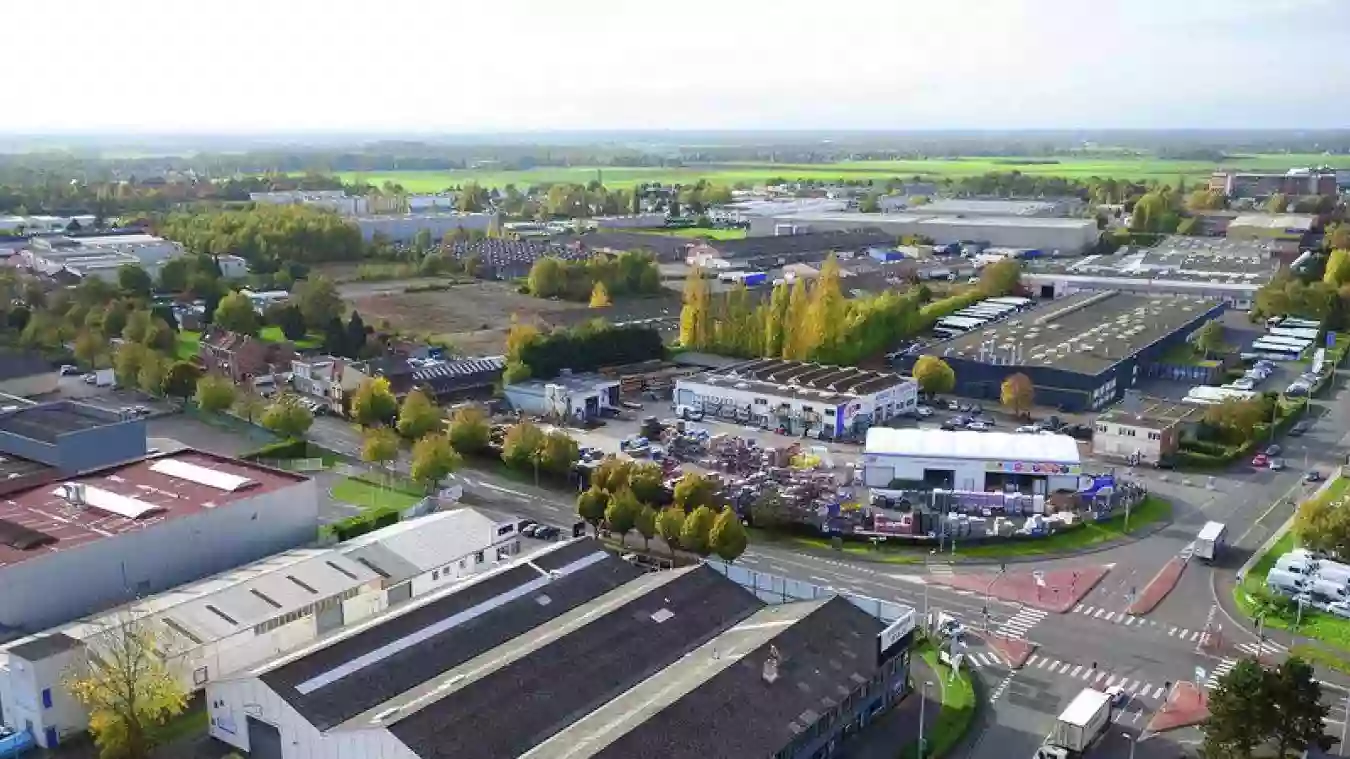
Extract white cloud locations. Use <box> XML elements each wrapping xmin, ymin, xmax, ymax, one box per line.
<box><xmin>8</xmin><ymin>0</ymin><xmax>1348</xmax><ymax>132</ymax></box>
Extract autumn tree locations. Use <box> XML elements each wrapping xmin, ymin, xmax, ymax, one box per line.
<box><xmin>656</xmin><ymin>506</ymin><xmax>686</xmax><ymax>555</ymax></box>
<box><xmin>361</xmin><ymin>426</ymin><xmax>401</xmax><ymax>480</ymax></box>
<box><xmin>410</xmin><ymin>433</ymin><xmax>461</xmax><ymax>490</ymax></box>
<box><xmin>213</xmin><ymin>291</ymin><xmax>259</xmax><ymax>335</ymax></box>
<box><xmin>194</xmin><ymin>374</ymin><xmax>236</xmax><ymax>413</ymax></box>
<box><xmin>1266</xmin><ymin>193</ymin><xmax>1289</xmax><ymax>213</ymax></box>
<box><xmin>1000</xmin><ymin>373</ymin><xmax>1035</xmax><ymax>418</ymax></box>
<box><xmin>447</xmin><ymin>405</ymin><xmax>491</xmax><ymax>455</ymax></box>
<box><xmin>1204</xmin><ymin>658</ymin><xmax>1275</xmax><ymax>759</ymax></box>
<box><xmin>1324</xmin><ymin>249</ymin><xmax>1350</xmax><ymax>288</ymax></box>
<box><xmin>502</xmin><ymin>420</ymin><xmax>546</xmax><ymax>471</ymax></box>
<box><xmin>293</xmin><ymin>275</ymin><xmax>344</xmax><ymax>329</ymax></box>
<box><xmin>680</xmin><ymin>505</ymin><xmax>718</xmax><ymax>556</ymax></box>
<box><xmin>588</xmin><ymin>281</ymin><xmax>612</xmax><ymax>308</ymax></box>
<box><xmin>605</xmin><ymin>488</ymin><xmax>641</xmax><ymax>544</ymax></box>
<box><xmin>351</xmin><ymin>377</ymin><xmax>398</xmax><ymax>427</ymax></box>
<box><xmin>679</xmin><ymin>266</ymin><xmax>711</xmax><ymax>349</ymax></box>
<box><xmin>709</xmin><ymin>507</ymin><xmax>748</xmax><ymax>562</ymax></box>
<box><xmin>74</xmin><ymin>329</ymin><xmax>103</xmax><ymax>368</ymax></box>
<box><xmin>781</xmin><ymin>276</ymin><xmax>810</xmax><ymax>359</ymax></box>
<box><xmin>117</xmin><ymin>264</ymin><xmax>154</xmax><ymax>299</ymax></box>
<box><xmin>912</xmin><ymin>355</ymin><xmax>956</xmax><ymax>395</ymax></box>
<box><xmin>231</xmin><ymin>392</ymin><xmax>266</xmax><ymax>423</ymax></box>
<box><xmin>577</xmin><ymin>487</ymin><xmax>610</xmax><ymax>535</ymax></box>
<box><xmin>673</xmin><ymin>472</ymin><xmax>719</xmax><ymax>512</ymax></box>
<box><xmin>538</xmin><ymin>429</ymin><xmax>581</xmax><ymax>476</ymax></box>
<box><xmin>395</xmin><ymin>389</ymin><xmax>441</xmax><ymax>440</ymax></box>
<box><xmin>628</xmin><ymin>462</ymin><xmax>666</xmax><ymax>505</ymax></box>
<box><xmin>260</xmin><ymin>395</ymin><xmax>314</xmax><ymax>438</ymax></box>
<box><xmin>592</xmin><ymin>457</ymin><xmax>635</xmax><ymax>494</ymax></box>
<box><xmin>137</xmin><ymin>353</ymin><xmax>168</xmax><ymax>396</ymax></box>
<box><xmin>1294</xmin><ymin>487</ymin><xmax>1350</xmax><ymax>557</ymax></box>
<box><xmin>978</xmin><ymin>259</ymin><xmax>1021</xmax><ymax>297</ymax></box>
<box><xmin>762</xmin><ymin>281</ymin><xmax>791</xmax><ymax>358</ymax></box>
<box><xmin>161</xmin><ymin>360</ymin><xmax>202</xmax><ymax>399</ymax></box>
<box><xmin>65</xmin><ymin>612</ymin><xmax>188</xmax><ymax>759</ymax></box>
<box><xmin>633</xmin><ymin>503</ymin><xmax>658</xmax><ymax>551</ymax></box>
<box><xmin>803</xmin><ymin>255</ymin><xmax>845</xmax><ymax>361</ymax></box>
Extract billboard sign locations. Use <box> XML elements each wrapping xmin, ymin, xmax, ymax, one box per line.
<box><xmin>986</xmin><ymin>460</ymin><xmax>1082</xmax><ymax>475</ymax></box>
<box><xmin>878</xmin><ymin>608</ymin><xmax>917</xmax><ymax>663</ymax></box>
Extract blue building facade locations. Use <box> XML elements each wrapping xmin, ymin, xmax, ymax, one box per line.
<box><xmin>0</xmin><ymin>402</ymin><xmax>147</xmax><ymax>473</ymax></box>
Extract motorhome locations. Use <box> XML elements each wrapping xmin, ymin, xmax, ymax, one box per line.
<box><xmin>1267</xmin><ymin>567</ymin><xmax>1308</xmax><ymax>595</ymax></box>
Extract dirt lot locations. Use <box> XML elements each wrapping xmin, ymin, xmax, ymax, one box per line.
<box><xmin>348</xmin><ymin>281</ymin><xmax>681</xmax><ymax>355</ymax></box>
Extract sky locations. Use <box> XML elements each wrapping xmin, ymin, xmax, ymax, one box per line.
<box><xmin>12</xmin><ymin>0</ymin><xmax>1349</xmax><ymax>133</ymax></box>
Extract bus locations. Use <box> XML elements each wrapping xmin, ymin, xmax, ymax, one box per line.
<box><xmin>1255</xmin><ymin>335</ymin><xmax>1312</xmax><ymax>349</ymax></box>
<box><xmin>935</xmin><ymin>316</ymin><xmax>987</xmax><ymax>332</ymax></box>
<box><xmin>985</xmin><ymin>296</ymin><xmax>1033</xmax><ymax>308</ymax></box>
<box><xmin>1248</xmin><ymin>340</ymin><xmax>1304</xmax><ymax>361</ymax></box>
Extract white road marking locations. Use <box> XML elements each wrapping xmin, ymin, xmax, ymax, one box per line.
<box><xmin>1070</xmin><ymin>665</ymin><xmax>1082</xmax><ymax>677</ymax></box>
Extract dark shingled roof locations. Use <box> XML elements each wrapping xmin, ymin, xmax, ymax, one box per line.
<box><xmin>388</xmin><ymin>565</ymin><xmax>765</xmax><ymax>759</ymax></box>
<box><xmin>592</xmin><ymin>596</ymin><xmax>886</xmax><ymax>759</ymax></box>
<box><xmin>260</xmin><ymin>542</ymin><xmax>640</xmax><ymax>731</ymax></box>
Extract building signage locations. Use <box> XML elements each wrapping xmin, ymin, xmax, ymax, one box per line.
<box><xmin>877</xmin><ymin>608</ymin><xmax>917</xmax><ymax>662</ymax></box>
<box><xmin>985</xmin><ymin>461</ymin><xmax>1081</xmax><ymax>475</ymax></box>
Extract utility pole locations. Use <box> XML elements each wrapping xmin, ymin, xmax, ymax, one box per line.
<box><xmin>917</xmin><ymin>679</ymin><xmax>932</xmax><ymax>759</ymax></box>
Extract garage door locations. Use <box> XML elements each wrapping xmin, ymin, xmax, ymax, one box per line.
<box><xmin>246</xmin><ymin>716</ymin><xmax>282</xmax><ymax>759</ymax></box>
<box><xmin>315</xmin><ymin>603</ymin><xmax>343</xmax><ymax>635</ymax></box>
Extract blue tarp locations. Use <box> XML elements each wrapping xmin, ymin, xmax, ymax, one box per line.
<box><xmin>0</xmin><ymin>729</ymin><xmax>34</xmax><ymax>758</ymax></box>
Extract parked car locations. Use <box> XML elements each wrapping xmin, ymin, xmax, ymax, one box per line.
<box><xmin>1290</xmin><ymin>419</ymin><xmax>1313</xmax><ymax>436</ymax></box>
<box><xmin>947</xmin><ymin>399</ymin><xmax>961</xmax><ymax>411</ymax></box>
<box><xmin>1266</xmin><ymin>444</ymin><xmax>1282</xmax><ymax>457</ymax></box>
<box><xmin>1269</xmin><ymin>458</ymin><xmax>1286</xmax><ymax>471</ymax></box>
<box><xmin>1305</xmin><ymin>471</ymin><xmax>1323</xmax><ymax>483</ymax></box>
<box><xmin>59</xmin><ymin>364</ymin><xmax>80</xmax><ymax>376</ymax></box>
<box><xmin>916</xmin><ymin>405</ymin><xmax>934</xmax><ymax>418</ymax></box>
<box><xmin>966</xmin><ymin>421</ymin><xmax>990</xmax><ymax>432</ymax></box>
<box><xmin>1104</xmin><ymin>684</ymin><xmax>1128</xmax><ymax>707</ymax></box>
<box><xmin>521</xmin><ymin>524</ymin><xmax>541</xmax><ymax>537</ymax></box>
<box><xmin>1252</xmin><ymin>454</ymin><xmax>1270</xmax><ymax>468</ymax></box>
<box><xmin>1015</xmin><ymin>425</ymin><xmax>1040</xmax><ymax>434</ymax></box>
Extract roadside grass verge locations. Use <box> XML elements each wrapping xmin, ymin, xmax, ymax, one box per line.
<box><xmin>751</xmin><ymin>496</ymin><xmax>1171</xmax><ymax>564</ymax></box>
<box><xmin>1233</xmin><ymin>516</ymin><xmax>1350</xmax><ymax>653</ymax></box>
<box><xmin>900</xmin><ymin>643</ymin><xmax>977</xmax><ymax>759</ymax></box>
<box><xmin>330</xmin><ymin>476</ymin><xmax>422</xmax><ymax>512</ymax></box>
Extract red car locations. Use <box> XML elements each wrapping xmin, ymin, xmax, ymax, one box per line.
<box><xmin>1252</xmin><ymin>454</ymin><xmax>1269</xmax><ymax>468</ymax></box>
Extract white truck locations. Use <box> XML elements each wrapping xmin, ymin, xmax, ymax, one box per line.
<box><xmin>1036</xmin><ymin>688</ymin><xmax>1112</xmax><ymax>759</ymax></box>
<box><xmin>90</xmin><ymin>368</ymin><xmax>115</xmax><ymax>388</ymax></box>
<box><xmin>1195</xmin><ymin>521</ymin><xmax>1227</xmax><ymax>563</ymax></box>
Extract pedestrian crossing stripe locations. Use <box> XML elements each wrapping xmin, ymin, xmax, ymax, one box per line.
<box><xmin>1206</xmin><ymin>658</ymin><xmax>1237</xmax><ymax>688</ymax></box>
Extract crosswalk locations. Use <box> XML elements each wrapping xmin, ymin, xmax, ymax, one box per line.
<box><xmin>1021</xmin><ymin>655</ymin><xmax>1170</xmax><ymax>702</ymax></box>
<box><xmin>994</xmin><ymin>606</ymin><xmax>1047</xmax><ymax>639</ymax></box>
<box><xmin>1206</xmin><ymin>658</ymin><xmax>1237</xmax><ymax>688</ymax></box>
<box><xmin>1235</xmin><ymin>641</ymin><xmax>1274</xmax><ymax>657</ymax></box>
<box><xmin>963</xmin><ymin>651</ymin><xmax>1004</xmax><ymax>669</ymax></box>
<box><xmin>1070</xmin><ymin>603</ymin><xmax>1208</xmax><ymax>641</ymax></box>
<box><xmin>928</xmin><ymin>563</ymin><xmax>954</xmax><ymax>579</ymax></box>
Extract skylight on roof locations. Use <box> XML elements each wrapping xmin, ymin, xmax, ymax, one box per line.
<box><xmin>150</xmin><ymin>458</ymin><xmax>256</xmax><ymax>492</ymax></box>
<box><xmin>53</xmin><ymin>483</ymin><xmax>159</xmax><ymax>519</ymax></box>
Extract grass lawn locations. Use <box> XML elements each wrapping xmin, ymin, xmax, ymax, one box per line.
<box><xmin>753</xmin><ymin>496</ymin><xmax>1171</xmax><ymax>564</ymax></box>
<box><xmin>1233</xmin><ymin>478</ymin><xmax>1350</xmax><ymax>652</ymax></box>
<box><xmin>324</xmin><ymin>154</ymin><xmax>1350</xmax><ymax>191</ymax></box>
<box><xmin>901</xmin><ymin>643</ymin><xmax>977</xmax><ymax>759</ymax></box>
<box><xmin>330</xmin><ymin>476</ymin><xmax>423</xmax><ymax>512</ymax></box>
<box><xmin>175</xmin><ymin>329</ymin><xmax>202</xmax><ymax>359</ymax></box>
<box><xmin>637</xmin><ymin>227</ymin><xmax>747</xmax><ymax>240</ymax></box>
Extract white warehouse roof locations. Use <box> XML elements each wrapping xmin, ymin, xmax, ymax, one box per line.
<box><xmin>865</xmin><ymin>428</ymin><xmax>1081</xmax><ymax>465</ymax></box>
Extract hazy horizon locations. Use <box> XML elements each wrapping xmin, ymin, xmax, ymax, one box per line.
<box><xmin>12</xmin><ymin>0</ymin><xmax>1350</xmax><ymax>134</ymax></box>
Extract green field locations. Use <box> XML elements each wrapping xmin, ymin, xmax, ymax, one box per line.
<box><xmin>176</xmin><ymin>327</ymin><xmax>320</xmax><ymax>359</ymax></box>
<box><xmin>331</xmin><ymin>153</ymin><xmax>1350</xmax><ymax>191</ymax></box>
<box><xmin>330</xmin><ymin>476</ymin><xmax>422</xmax><ymax>511</ymax></box>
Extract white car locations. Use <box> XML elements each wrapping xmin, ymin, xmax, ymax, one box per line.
<box><xmin>1327</xmin><ymin>601</ymin><xmax>1350</xmax><ymax>619</ymax></box>
<box><xmin>1269</xmin><ymin>458</ymin><xmax>1286</xmax><ymax>471</ymax></box>
<box><xmin>1015</xmin><ymin>425</ymin><xmax>1040</xmax><ymax>434</ymax></box>
<box><xmin>966</xmin><ymin>421</ymin><xmax>990</xmax><ymax>432</ymax></box>
<box><xmin>916</xmin><ymin>405</ymin><xmax>934</xmax><ymax>418</ymax></box>
<box><xmin>1105</xmin><ymin>684</ymin><xmax>1128</xmax><ymax>707</ymax></box>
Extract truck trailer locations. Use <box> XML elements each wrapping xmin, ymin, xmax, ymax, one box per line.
<box><xmin>1195</xmin><ymin>521</ymin><xmax>1227</xmax><ymax>563</ymax></box>
<box><xmin>1036</xmin><ymin>688</ymin><xmax>1112</xmax><ymax>759</ymax></box>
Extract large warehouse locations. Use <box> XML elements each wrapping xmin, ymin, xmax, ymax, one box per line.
<box><xmin>1022</xmin><ymin>236</ymin><xmax>1280</xmax><ymax>310</ymax></box>
<box><xmin>745</xmin><ymin>211</ymin><xmax>1100</xmax><ymax>254</ymax></box>
<box><xmin>895</xmin><ymin>291</ymin><xmax>1226</xmax><ymax>412</ymax></box>
<box><xmin>863</xmin><ymin>428</ymin><xmax>1083</xmax><ymax>495</ymax></box>
<box><xmin>0</xmin><ymin>448</ymin><xmax>317</xmax><ymax>635</ymax></box>
<box><xmin>674</xmin><ymin>359</ymin><xmax>918</xmax><ymax>438</ymax></box>
<box><xmin>0</xmin><ymin>509</ymin><xmax>525</xmax><ymax>750</ymax></box>
<box><xmin>206</xmin><ymin>540</ymin><xmax>917</xmax><ymax>759</ymax></box>
<box><xmin>355</xmin><ymin>212</ymin><xmax>500</xmax><ymax>243</ymax></box>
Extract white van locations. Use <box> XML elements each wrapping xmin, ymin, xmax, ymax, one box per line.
<box><xmin>1315</xmin><ymin>561</ymin><xmax>1350</xmax><ymax>585</ymax></box>
<box><xmin>1309</xmin><ymin>577</ymin><xmax>1348</xmax><ymax>601</ymax></box>
<box><xmin>1274</xmin><ymin>555</ymin><xmax>1316</xmax><ymax>576</ymax></box>
<box><xmin>1267</xmin><ymin>568</ymin><xmax>1308</xmax><ymax>595</ymax></box>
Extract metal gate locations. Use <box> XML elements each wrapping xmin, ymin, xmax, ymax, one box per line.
<box><xmin>246</xmin><ymin>717</ymin><xmax>282</xmax><ymax>759</ymax></box>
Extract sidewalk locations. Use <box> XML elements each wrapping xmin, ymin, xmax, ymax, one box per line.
<box><xmin>842</xmin><ymin>656</ymin><xmax>940</xmax><ymax>759</ymax></box>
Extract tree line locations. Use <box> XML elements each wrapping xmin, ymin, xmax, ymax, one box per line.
<box><xmin>526</xmin><ymin>251</ymin><xmax>662</xmax><ymax>301</ymax></box>
<box><xmin>156</xmin><ymin>204</ymin><xmax>366</xmax><ymax>272</ymax></box>
<box><xmin>505</xmin><ymin>318</ymin><xmax>666</xmax><ymax>383</ymax></box>
<box><xmin>577</xmin><ymin>463</ymin><xmax>746</xmax><ymax>562</ymax></box>
<box><xmin>679</xmin><ymin>257</ymin><xmax>1021</xmax><ymax>365</ymax></box>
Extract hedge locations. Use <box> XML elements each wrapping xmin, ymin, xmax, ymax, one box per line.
<box><xmin>328</xmin><ymin>506</ymin><xmax>402</xmax><ymax>542</ymax></box>
<box><xmin>242</xmin><ymin>438</ymin><xmax>311</xmax><ymax>461</ymax></box>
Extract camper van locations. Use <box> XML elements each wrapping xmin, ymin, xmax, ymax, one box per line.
<box><xmin>1267</xmin><ymin>568</ymin><xmax>1308</xmax><ymax>595</ymax></box>
<box><xmin>1274</xmin><ymin>555</ymin><xmax>1317</xmax><ymax>576</ymax></box>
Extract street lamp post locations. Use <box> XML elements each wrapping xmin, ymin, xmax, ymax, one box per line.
<box><xmin>1122</xmin><ymin>732</ymin><xmax>1136</xmax><ymax>759</ymax></box>
<box><xmin>918</xmin><ymin>680</ymin><xmax>932</xmax><ymax>758</ymax></box>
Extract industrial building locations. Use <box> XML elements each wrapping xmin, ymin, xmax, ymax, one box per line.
<box><xmin>0</xmin><ymin>351</ymin><xmax>57</xmax><ymax>398</ymax></box>
<box><xmin>504</xmin><ymin>373</ymin><xmax>621</xmax><ymax>421</ymax></box>
<box><xmin>206</xmin><ymin>539</ymin><xmax>918</xmax><ymax>759</ymax></box>
<box><xmin>863</xmin><ymin>428</ymin><xmax>1083</xmax><ymax>495</ymax></box>
<box><xmin>249</xmin><ymin>191</ymin><xmax>368</xmax><ymax>216</ymax></box>
<box><xmin>1091</xmin><ymin>396</ymin><xmax>1205</xmax><ymax>466</ymax></box>
<box><xmin>20</xmin><ymin>233</ymin><xmax>185</xmax><ymax>281</ymax></box>
<box><xmin>1226</xmin><ymin>213</ymin><xmax>1316</xmax><ymax>244</ymax></box>
<box><xmin>907</xmin><ymin>199</ymin><xmax>1068</xmax><ymax>217</ymax></box>
<box><xmin>744</xmin><ymin>212</ymin><xmax>1100</xmax><ymax>254</ymax></box>
<box><xmin>0</xmin><ymin>443</ymin><xmax>317</xmax><ymax>636</ymax></box>
<box><xmin>1208</xmin><ymin>168</ymin><xmax>1338</xmax><ymax>198</ymax></box>
<box><xmin>685</xmin><ymin>230</ymin><xmax>896</xmax><ymax>270</ymax></box>
<box><xmin>1022</xmin><ymin>236</ymin><xmax>1281</xmax><ymax>310</ymax></box>
<box><xmin>674</xmin><ymin>359</ymin><xmax>918</xmax><ymax>439</ymax></box>
<box><xmin>405</xmin><ymin>194</ymin><xmax>459</xmax><ymax>213</ymax></box>
<box><xmin>355</xmin><ymin>213</ymin><xmax>501</xmax><ymax>243</ymax></box>
<box><xmin>895</xmin><ymin>291</ymin><xmax>1226</xmax><ymax>412</ymax></box>
<box><xmin>0</xmin><ymin>509</ymin><xmax>524</xmax><ymax>749</ymax></box>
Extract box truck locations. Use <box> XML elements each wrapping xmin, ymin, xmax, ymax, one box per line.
<box><xmin>1195</xmin><ymin>522</ymin><xmax>1227</xmax><ymax>562</ymax></box>
<box><xmin>1036</xmin><ymin>688</ymin><xmax>1112</xmax><ymax>759</ymax></box>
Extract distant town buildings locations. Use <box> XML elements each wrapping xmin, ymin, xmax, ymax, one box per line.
<box><xmin>20</xmin><ymin>233</ymin><xmax>184</xmax><ymax>281</ymax></box>
<box><xmin>1208</xmin><ymin>168</ymin><xmax>1338</xmax><ymax>198</ymax></box>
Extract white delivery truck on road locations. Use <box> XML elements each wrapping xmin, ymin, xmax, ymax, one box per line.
<box><xmin>1036</xmin><ymin>688</ymin><xmax>1113</xmax><ymax>759</ymax></box>
<box><xmin>1195</xmin><ymin>521</ymin><xmax>1227</xmax><ymax>563</ymax></box>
